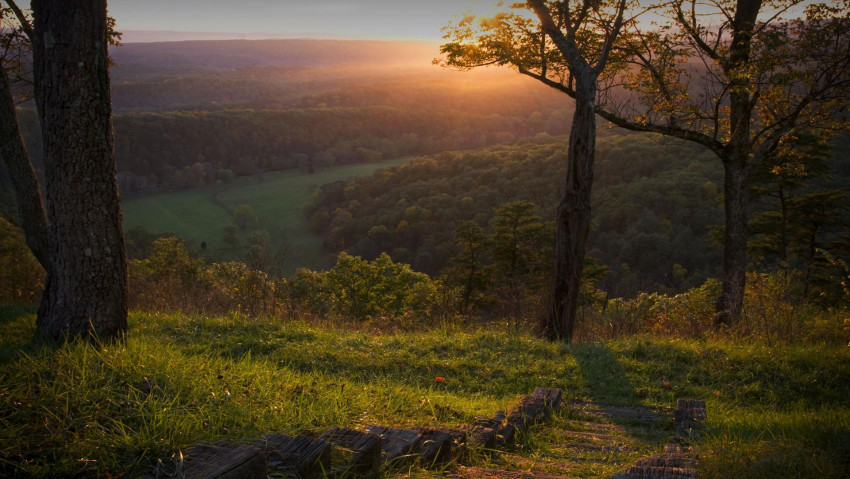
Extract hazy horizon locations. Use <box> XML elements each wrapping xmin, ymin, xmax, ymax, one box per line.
<box><xmin>108</xmin><ymin>0</ymin><xmax>500</xmax><ymax>43</ymax></box>
<box><xmin>108</xmin><ymin>0</ymin><xmax>820</xmax><ymax>44</ymax></box>
<box><xmin>117</xmin><ymin>30</ymin><xmax>444</xmax><ymax>44</ymax></box>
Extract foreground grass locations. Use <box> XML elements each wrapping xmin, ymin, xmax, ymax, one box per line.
<box><xmin>1</xmin><ymin>306</ymin><xmax>848</xmax><ymax>477</ymax></box>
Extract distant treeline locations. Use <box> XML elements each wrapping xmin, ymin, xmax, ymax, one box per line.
<box><xmin>12</xmin><ymin>104</ymin><xmax>569</xmax><ymax>196</ymax></box>
<box><xmin>305</xmin><ymin>133</ymin><xmax>850</xmax><ymax>300</ymax></box>
<box><xmin>305</xmin><ymin>133</ymin><xmax>725</xmax><ymax>297</ymax></box>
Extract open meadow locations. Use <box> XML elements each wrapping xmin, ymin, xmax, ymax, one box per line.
<box><xmin>121</xmin><ymin>158</ymin><xmax>410</xmax><ymax>273</ymax></box>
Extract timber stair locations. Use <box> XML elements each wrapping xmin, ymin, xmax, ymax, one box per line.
<box><xmin>153</xmin><ymin>390</ymin><xmax>704</xmax><ymax>478</ymax></box>
<box><xmin>451</xmin><ymin>398</ymin><xmax>705</xmax><ymax>479</ymax></box>
<box><xmin>153</xmin><ymin>387</ymin><xmax>563</xmax><ymax>478</ymax></box>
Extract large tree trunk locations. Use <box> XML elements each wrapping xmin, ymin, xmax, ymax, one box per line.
<box><xmin>543</xmin><ymin>75</ymin><xmax>596</xmax><ymax>342</ymax></box>
<box><xmin>32</xmin><ymin>0</ymin><xmax>128</xmax><ymax>339</ymax></box>
<box><xmin>714</xmin><ymin>0</ymin><xmax>761</xmax><ymax>325</ymax></box>
<box><xmin>715</xmin><ymin>155</ymin><xmax>751</xmax><ymax>325</ymax></box>
<box><xmin>0</xmin><ymin>66</ymin><xmax>49</xmax><ymax>268</ymax></box>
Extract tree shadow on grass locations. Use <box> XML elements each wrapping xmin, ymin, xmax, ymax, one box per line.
<box><xmin>0</xmin><ymin>304</ymin><xmax>62</xmax><ymax>365</ymax></box>
<box><xmin>0</xmin><ymin>304</ymin><xmax>36</xmax><ymax>327</ymax></box>
<box><xmin>572</xmin><ymin>342</ymin><xmax>638</xmax><ymax>404</ymax></box>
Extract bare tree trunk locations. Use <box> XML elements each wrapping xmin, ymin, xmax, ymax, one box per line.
<box><xmin>0</xmin><ymin>66</ymin><xmax>49</xmax><ymax>268</ymax></box>
<box><xmin>713</xmin><ymin>0</ymin><xmax>761</xmax><ymax>325</ymax></box>
<box><xmin>543</xmin><ymin>76</ymin><xmax>596</xmax><ymax>342</ymax></box>
<box><xmin>803</xmin><ymin>228</ymin><xmax>817</xmax><ymax>299</ymax></box>
<box><xmin>715</xmin><ymin>156</ymin><xmax>751</xmax><ymax>325</ymax></box>
<box><xmin>778</xmin><ymin>185</ymin><xmax>788</xmax><ymax>274</ymax></box>
<box><xmin>32</xmin><ymin>0</ymin><xmax>127</xmax><ymax>339</ymax></box>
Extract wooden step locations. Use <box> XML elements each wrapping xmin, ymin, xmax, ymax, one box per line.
<box><xmin>452</xmin><ymin>466</ymin><xmax>576</xmax><ymax>478</ymax></box>
<box><xmin>320</xmin><ymin>427</ymin><xmax>382</xmax><ymax>476</ymax></box>
<box><xmin>532</xmin><ymin>387</ymin><xmax>563</xmax><ymax>412</ymax></box>
<box><xmin>674</xmin><ymin>398</ymin><xmax>706</xmax><ymax>441</ymax></box>
<box><xmin>416</xmin><ymin>427</ymin><xmax>463</xmax><ymax>466</ymax></box>
<box><xmin>463</xmin><ymin>425</ymin><xmax>498</xmax><ymax>449</ymax></box>
<box><xmin>181</xmin><ymin>441</ymin><xmax>266</xmax><ymax>479</ymax></box>
<box><xmin>363</xmin><ymin>425</ymin><xmax>422</xmax><ymax>462</ymax></box>
<box><xmin>257</xmin><ymin>433</ymin><xmax>330</xmax><ymax>478</ymax></box>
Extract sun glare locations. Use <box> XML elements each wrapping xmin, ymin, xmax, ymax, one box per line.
<box><xmin>457</xmin><ymin>0</ymin><xmax>505</xmax><ymax>22</ymax></box>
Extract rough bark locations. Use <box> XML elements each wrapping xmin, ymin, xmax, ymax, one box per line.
<box><xmin>0</xmin><ymin>65</ymin><xmax>49</xmax><ymax>268</ymax></box>
<box><xmin>32</xmin><ymin>0</ymin><xmax>127</xmax><ymax>339</ymax></box>
<box><xmin>544</xmin><ymin>75</ymin><xmax>596</xmax><ymax>342</ymax></box>
<box><xmin>715</xmin><ymin>155</ymin><xmax>751</xmax><ymax>325</ymax></box>
<box><xmin>713</xmin><ymin>0</ymin><xmax>762</xmax><ymax>325</ymax></box>
<box><xmin>778</xmin><ymin>186</ymin><xmax>788</xmax><ymax>272</ymax></box>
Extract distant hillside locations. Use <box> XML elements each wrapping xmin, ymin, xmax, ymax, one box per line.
<box><xmin>306</xmin><ymin>133</ymin><xmax>725</xmax><ymax>296</ymax></box>
<box><xmin>110</xmin><ymin>39</ymin><xmax>439</xmax><ymax>80</ymax></box>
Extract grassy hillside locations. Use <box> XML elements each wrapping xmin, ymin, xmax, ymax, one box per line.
<box><xmin>1</xmin><ymin>306</ymin><xmax>847</xmax><ymax>477</ymax></box>
<box><xmin>121</xmin><ymin>157</ymin><xmax>410</xmax><ymax>272</ymax></box>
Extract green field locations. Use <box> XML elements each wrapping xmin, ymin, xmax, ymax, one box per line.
<box><xmin>122</xmin><ymin>158</ymin><xmax>410</xmax><ymax>272</ymax></box>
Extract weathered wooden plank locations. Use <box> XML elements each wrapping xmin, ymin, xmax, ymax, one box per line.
<box><xmin>674</xmin><ymin>397</ymin><xmax>706</xmax><ymax>441</ymax></box>
<box><xmin>612</xmin><ymin>465</ymin><xmax>697</xmax><ymax>479</ymax></box>
<box><xmin>416</xmin><ymin>428</ymin><xmax>456</xmax><ymax>466</ymax></box>
<box><xmin>463</xmin><ymin>425</ymin><xmax>497</xmax><ymax>449</ymax></box>
<box><xmin>532</xmin><ymin>387</ymin><xmax>563</xmax><ymax>412</ymax></box>
<box><xmin>506</xmin><ymin>395</ymin><xmax>547</xmax><ymax>433</ymax></box>
<box><xmin>364</xmin><ymin>425</ymin><xmax>422</xmax><ymax>461</ymax></box>
<box><xmin>257</xmin><ymin>433</ymin><xmax>330</xmax><ymax>478</ymax></box>
<box><xmin>452</xmin><ymin>466</ymin><xmax>575</xmax><ymax>478</ymax></box>
<box><xmin>676</xmin><ymin>398</ymin><xmax>707</xmax><ymax>422</ymax></box>
<box><xmin>473</xmin><ymin>415</ymin><xmax>503</xmax><ymax>430</ymax></box>
<box><xmin>182</xmin><ymin>441</ymin><xmax>266</xmax><ymax>479</ymax></box>
<box><xmin>320</xmin><ymin>427</ymin><xmax>381</xmax><ymax>475</ymax></box>
<box><xmin>612</xmin><ymin>441</ymin><xmax>697</xmax><ymax>477</ymax></box>
<box><xmin>492</xmin><ymin>410</ymin><xmax>520</xmax><ymax>446</ymax></box>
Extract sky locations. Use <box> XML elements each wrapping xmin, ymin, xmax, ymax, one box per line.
<box><xmin>107</xmin><ymin>0</ymin><xmax>819</xmax><ymax>43</ymax></box>
<box><xmin>108</xmin><ymin>0</ymin><xmax>502</xmax><ymax>43</ymax></box>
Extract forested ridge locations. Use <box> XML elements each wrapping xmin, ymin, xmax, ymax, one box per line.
<box><xmin>1</xmin><ymin>38</ymin><xmax>847</xmax><ymax>304</ymax></box>
<box><xmin>306</xmin><ymin>133</ymin><xmax>724</xmax><ymax>296</ymax></box>
<box><xmin>307</xmin><ymin>133</ymin><xmax>850</xmax><ymax>301</ymax></box>
<box><xmin>11</xmin><ymin>105</ymin><xmax>559</xmax><ymax>195</ymax></box>
<box><xmin>1</xmin><ymin>40</ymin><xmax>571</xmax><ymax>203</ymax></box>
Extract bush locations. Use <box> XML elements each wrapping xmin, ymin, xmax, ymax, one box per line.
<box><xmin>129</xmin><ymin>237</ymin><xmax>279</xmax><ymax>317</ymax></box>
<box><xmin>0</xmin><ymin>217</ymin><xmax>44</xmax><ymax>305</ymax></box>
<box><xmin>287</xmin><ymin>252</ymin><xmax>453</xmax><ymax>323</ymax></box>
<box><xmin>575</xmin><ymin>274</ymin><xmax>848</xmax><ymax>345</ymax></box>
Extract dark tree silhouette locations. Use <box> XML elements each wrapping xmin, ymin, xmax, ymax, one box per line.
<box><xmin>30</xmin><ymin>0</ymin><xmax>127</xmax><ymax>339</ymax></box>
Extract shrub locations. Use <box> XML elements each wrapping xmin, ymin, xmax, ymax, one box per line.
<box><xmin>287</xmin><ymin>252</ymin><xmax>452</xmax><ymax>323</ymax></box>
<box><xmin>129</xmin><ymin>237</ymin><xmax>279</xmax><ymax>317</ymax></box>
<box><xmin>575</xmin><ymin>274</ymin><xmax>848</xmax><ymax>345</ymax></box>
<box><xmin>0</xmin><ymin>216</ymin><xmax>44</xmax><ymax>304</ymax></box>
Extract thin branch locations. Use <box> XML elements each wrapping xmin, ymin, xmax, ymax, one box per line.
<box><xmin>674</xmin><ymin>0</ymin><xmax>720</xmax><ymax>61</ymax></box>
<box><xmin>4</xmin><ymin>0</ymin><xmax>32</xmax><ymax>43</ymax></box>
<box><xmin>593</xmin><ymin>0</ymin><xmax>628</xmax><ymax>75</ymax></box>
<box><xmin>527</xmin><ymin>0</ymin><xmax>587</xmax><ymax>68</ymax></box>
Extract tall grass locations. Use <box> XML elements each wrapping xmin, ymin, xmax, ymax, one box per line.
<box><xmin>1</xmin><ymin>306</ymin><xmax>848</xmax><ymax>477</ymax></box>
<box><xmin>575</xmin><ymin>274</ymin><xmax>849</xmax><ymax>345</ymax></box>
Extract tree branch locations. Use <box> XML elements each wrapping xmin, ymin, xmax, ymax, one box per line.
<box><xmin>593</xmin><ymin>0</ymin><xmax>628</xmax><ymax>76</ymax></box>
<box><xmin>4</xmin><ymin>0</ymin><xmax>33</xmax><ymax>43</ymax></box>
